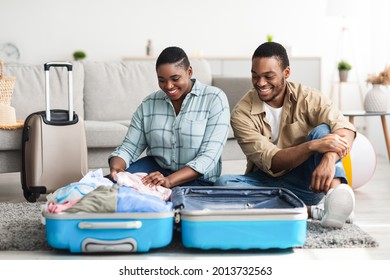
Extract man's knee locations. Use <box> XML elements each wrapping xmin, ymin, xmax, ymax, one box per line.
<box><xmin>308</xmin><ymin>124</ymin><xmax>331</xmax><ymax>140</ymax></box>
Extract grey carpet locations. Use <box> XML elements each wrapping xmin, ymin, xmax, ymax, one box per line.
<box><xmin>0</xmin><ymin>202</ymin><xmax>378</xmax><ymax>251</ymax></box>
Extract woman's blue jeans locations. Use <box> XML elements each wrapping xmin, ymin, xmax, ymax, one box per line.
<box><xmin>125</xmin><ymin>156</ymin><xmax>213</xmax><ymax>186</ymax></box>
<box><xmin>214</xmin><ymin>124</ymin><xmax>347</xmax><ymax>205</ymax></box>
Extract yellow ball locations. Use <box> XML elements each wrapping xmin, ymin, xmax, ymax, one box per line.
<box><xmin>342</xmin><ymin>132</ymin><xmax>377</xmax><ymax>189</ymax></box>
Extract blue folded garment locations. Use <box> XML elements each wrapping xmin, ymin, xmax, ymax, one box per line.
<box><xmin>117</xmin><ymin>186</ymin><xmax>173</xmax><ymax>213</ymax></box>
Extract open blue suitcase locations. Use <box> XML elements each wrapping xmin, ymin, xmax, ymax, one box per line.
<box><xmin>42</xmin><ymin>186</ymin><xmax>307</xmax><ymax>253</ymax></box>
<box><xmin>171</xmin><ymin>186</ymin><xmax>308</xmax><ymax>250</ymax></box>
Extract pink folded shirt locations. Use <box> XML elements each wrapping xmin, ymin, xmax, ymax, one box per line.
<box><xmin>115</xmin><ymin>172</ymin><xmax>172</xmax><ymax>201</ymax></box>
<box><xmin>47</xmin><ymin>199</ymin><xmax>81</xmax><ymax>213</ymax></box>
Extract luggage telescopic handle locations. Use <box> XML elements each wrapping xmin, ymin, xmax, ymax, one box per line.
<box><xmin>44</xmin><ymin>61</ymin><xmax>73</xmax><ymax>122</ymax></box>
<box><xmin>44</xmin><ymin>62</ymin><xmax>73</xmax><ymax>71</ymax></box>
<box><xmin>78</xmin><ymin>221</ymin><xmax>143</xmax><ymax>230</ymax></box>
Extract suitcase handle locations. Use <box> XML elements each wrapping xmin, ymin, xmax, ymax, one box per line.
<box><xmin>82</xmin><ymin>238</ymin><xmax>137</xmax><ymax>253</ymax></box>
<box><xmin>78</xmin><ymin>221</ymin><xmax>143</xmax><ymax>230</ymax></box>
<box><xmin>44</xmin><ymin>62</ymin><xmax>72</xmax><ymax>71</ymax></box>
<box><xmin>44</xmin><ymin>61</ymin><xmax>73</xmax><ymax>122</ymax></box>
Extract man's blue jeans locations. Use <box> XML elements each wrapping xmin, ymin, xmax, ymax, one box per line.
<box><xmin>125</xmin><ymin>156</ymin><xmax>214</xmax><ymax>186</ymax></box>
<box><xmin>214</xmin><ymin>124</ymin><xmax>348</xmax><ymax>205</ymax></box>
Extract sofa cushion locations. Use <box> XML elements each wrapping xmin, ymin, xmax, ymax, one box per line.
<box><xmin>4</xmin><ymin>62</ymin><xmax>85</xmax><ymax>120</ymax></box>
<box><xmin>227</xmin><ymin>126</ymin><xmax>235</xmax><ymax>139</ymax></box>
<box><xmin>114</xmin><ymin>120</ymin><xmax>131</xmax><ymax>127</ymax></box>
<box><xmin>0</xmin><ymin>121</ymin><xmax>129</xmax><ymax>151</ymax></box>
<box><xmin>83</xmin><ymin>61</ymin><xmax>158</xmax><ymax>122</ymax></box>
<box><xmin>82</xmin><ymin>59</ymin><xmax>212</xmax><ymax>122</ymax></box>
<box><xmin>84</xmin><ymin>120</ymin><xmax>128</xmax><ymax>148</ymax></box>
<box><xmin>0</xmin><ymin>129</ymin><xmax>23</xmax><ymax>150</ymax></box>
<box><xmin>212</xmin><ymin>76</ymin><xmax>252</xmax><ymax>112</ymax></box>
<box><xmin>212</xmin><ymin>77</ymin><xmax>252</xmax><ymax>140</ymax></box>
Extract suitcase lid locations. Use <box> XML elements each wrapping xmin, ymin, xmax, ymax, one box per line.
<box><xmin>171</xmin><ymin>186</ymin><xmax>307</xmax><ymax>218</ymax></box>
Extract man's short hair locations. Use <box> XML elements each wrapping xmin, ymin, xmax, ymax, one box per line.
<box><xmin>156</xmin><ymin>46</ymin><xmax>190</xmax><ymax>70</ymax></box>
<box><xmin>252</xmin><ymin>42</ymin><xmax>290</xmax><ymax>70</ymax></box>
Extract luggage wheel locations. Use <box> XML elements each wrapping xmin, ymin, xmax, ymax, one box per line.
<box><xmin>23</xmin><ymin>190</ymin><xmax>40</xmax><ymax>203</ymax></box>
<box><xmin>23</xmin><ymin>187</ymin><xmax>46</xmax><ymax>203</ymax></box>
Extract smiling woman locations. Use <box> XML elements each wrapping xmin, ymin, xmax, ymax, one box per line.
<box><xmin>155</xmin><ymin>50</ymin><xmax>194</xmax><ymax>114</ymax></box>
<box><xmin>108</xmin><ymin>46</ymin><xmax>231</xmax><ymax>189</ymax></box>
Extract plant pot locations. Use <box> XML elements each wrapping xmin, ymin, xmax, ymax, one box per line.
<box><xmin>364</xmin><ymin>84</ymin><xmax>389</xmax><ymax>112</ymax></box>
<box><xmin>339</xmin><ymin>70</ymin><xmax>349</xmax><ymax>82</ymax></box>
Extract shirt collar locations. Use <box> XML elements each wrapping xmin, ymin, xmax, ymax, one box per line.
<box><xmin>190</xmin><ymin>79</ymin><xmax>201</xmax><ymax>96</ymax></box>
<box><xmin>251</xmin><ymin>89</ymin><xmax>264</xmax><ymax>115</ymax></box>
<box><xmin>286</xmin><ymin>81</ymin><xmax>298</xmax><ymax>102</ymax></box>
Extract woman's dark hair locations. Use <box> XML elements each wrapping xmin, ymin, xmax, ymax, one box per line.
<box><xmin>252</xmin><ymin>42</ymin><xmax>289</xmax><ymax>70</ymax></box>
<box><xmin>156</xmin><ymin>46</ymin><xmax>190</xmax><ymax>70</ymax></box>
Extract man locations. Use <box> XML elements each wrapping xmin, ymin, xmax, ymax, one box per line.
<box><xmin>215</xmin><ymin>42</ymin><xmax>356</xmax><ymax>228</ymax></box>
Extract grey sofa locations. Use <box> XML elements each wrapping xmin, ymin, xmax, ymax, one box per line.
<box><xmin>1</xmin><ymin>59</ymin><xmax>251</xmax><ymax>174</ymax></box>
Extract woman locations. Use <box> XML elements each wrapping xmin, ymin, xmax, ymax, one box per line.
<box><xmin>108</xmin><ymin>46</ymin><xmax>230</xmax><ymax>188</ymax></box>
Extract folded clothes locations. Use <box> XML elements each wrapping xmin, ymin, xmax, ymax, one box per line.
<box><xmin>117</xmin><ymin>185</ymin><xmax>173</xmax><ymax>212</ymax></box>
<box><xmin>65</xmin><ymin>185</ymin><xmax>172</xmax><ymax>214</ymax></box>
<box><xmin>47</xmin><ymin>199</ymin><xmax>81</xmax><ymax>213</ymax></box>
<box><xmin>79</xmin><ymin>168</ymin><xmax>114</xmax><ymax>187</ymax></box>
<box><xmin>115</xmin><ymin>172</ymin><xmax>172</xmax><ymax>201</ymax></box>
<box><xmin>46</xmin><ymin>182</ymin><xmax>98</xmax><ymax>204</ymax></box>
<box><xmin>64</xmin><ymin>185</ymin><xmax>118</xmax><ymax>213</ymax></box>
<box><xmin>46</xmin><ymin>168</ymin><xmax>114</xmax><ymax>204</ymax></box>
<box><xmin>47</xmin><ymin>169</ymin><xmax>172</xmax><ymax>214</ymax></box>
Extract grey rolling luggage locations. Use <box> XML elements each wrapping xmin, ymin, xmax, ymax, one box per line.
<box><xmin>21</xmin><ymin>62</ymin><xmax>88</xmax><ymax>202</ymax></box>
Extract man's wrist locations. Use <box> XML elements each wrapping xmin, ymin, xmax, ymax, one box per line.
<box><xmin>323</xmin><ymin>151</ymin><xmax>339</xmax><ymax>162</ymax></box>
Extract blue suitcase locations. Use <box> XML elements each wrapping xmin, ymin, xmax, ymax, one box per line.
<box><xmin>43</xmin><ymin>211</ymin><xmax>174</xmax><ymax>253</ymax></box>
<box><xmin>43</xmin><ymin>186</ymin><xmax>306</xmax><ymax>252</ymax></box>
<box><xmin>172</xmin><ymin>186</ymin><xmax>308</xmax><ymax>250</ymax></box>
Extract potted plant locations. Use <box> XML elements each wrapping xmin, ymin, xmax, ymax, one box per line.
<box><xmin>73</xmin><ymin>50</ymin><xmax>86</xmax><ymax>61</ymax></box>
<box><xmin>337</xmin><ymin>60</ymin><xmax>351</xmax><ymax>82</ymax></box>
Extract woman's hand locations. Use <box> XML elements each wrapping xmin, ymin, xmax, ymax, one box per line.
<box><xmin>141</xmin><ymin>167</ymin><xmax>200</xmax><ymax>189</ymax></box>
<box><xmin>141</xmin><ymin>171</ymin><xmax>173</xmax><ymax>188</ymax></box>
<box><xmin>108</xmin><ymin>157</ymin><xmax>126</xmax><ymax>181</ymax></box>
<box><xmin>109</xmin><ymin>168</ymin><xmax>125</xmax><ymax>182</ymax></box>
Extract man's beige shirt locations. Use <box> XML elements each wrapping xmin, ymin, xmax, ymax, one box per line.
<box><xmin>231</xmin><ymin>81</ymin><xmax>356</xmax><ymax>177</ymax></box>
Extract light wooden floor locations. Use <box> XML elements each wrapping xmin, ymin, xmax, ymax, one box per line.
<box><xmin>0</xmin><ymin>156</ymin><xmax>389</xmax><ymax>261</ymax></box>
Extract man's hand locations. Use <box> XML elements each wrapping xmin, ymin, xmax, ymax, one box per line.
<box><xmin>310</xmin><ymin>153</ymin><xmax>337</xmax><ymax>194</ymax></box>
<box><xmin>311</xmin><ymin>133</ymin><xmax>350</xmax><ymax>159</ymax></box>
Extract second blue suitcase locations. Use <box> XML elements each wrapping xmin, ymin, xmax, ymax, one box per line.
<box><xmin>172</xmin><ymin>186</ymin><xmax>308</xmax><ymax>250</ymax></box>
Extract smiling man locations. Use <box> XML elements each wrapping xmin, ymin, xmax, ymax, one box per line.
<box><xmin>214</xmin><ymin>42</ymin><xmax>357</xmax><ymax>228</ymax></box>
